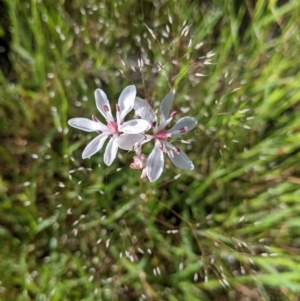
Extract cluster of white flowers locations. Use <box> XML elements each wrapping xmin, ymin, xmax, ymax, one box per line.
<box><xmin>68</xmin><ymin>85</ymin><xmax>197</xmax><ymax>182</ymax></box>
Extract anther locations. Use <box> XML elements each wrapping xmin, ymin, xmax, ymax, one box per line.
<box><xmin>180</xmin><ymin>126</ymin><xmax>188</xmax><ymax>133</ymax></box>
<box><xmin>92</xmin><ymin>115</ymin><xmax>99</xmax><ymax>122</ymax></box>
<box><xmin>116</xmin><ymin>104</ymin><xmax>120</xmax><ymax>112</ymax></box>
<box><xmin>103</xmin><ymin>105</ymin><xmax>109</xmax><ymax>112</ymax></box>
<box><xmin>170</xmin><ymin>111</ymin><xmax>177</xmax><ymax>118</ymax></box>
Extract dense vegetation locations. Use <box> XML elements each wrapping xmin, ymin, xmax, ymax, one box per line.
<box><xmin>1</xmin><ymin>0</ymin><xmax>300</xmax><ymax>300</ymax></box>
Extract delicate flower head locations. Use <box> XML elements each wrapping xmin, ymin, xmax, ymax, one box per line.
<box><xmin>68</xmin><ymin>84</ymin><xmax>197</xmax><ymax>182</ymax></box>
<box><xmin>130</xmin><ymin>154</ymin><xmax>148</xmax><ymax>179</ymax></box>
<box><xmin>133</xmin><ymin>92</ymin><xmax>197</xmax><ymax>182</ymax></box>
<box><xmin>68</xmin><ymin>85</ymin><xmax>149</xmax><ymax>166</ymax></box>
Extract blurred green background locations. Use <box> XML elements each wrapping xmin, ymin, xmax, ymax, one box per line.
<box><xmin>1</xmin><ymin>0</ymin><xmax>300</xmax><ymax>300</ymax></box>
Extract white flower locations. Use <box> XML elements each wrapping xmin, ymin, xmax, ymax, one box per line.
<box><xmin>134</xmin><ymin>93</ymin><xmax>197</xmax><ymax>182</ymax></box>
<box><xmin>68</xmin><ymin>85</ymin><xmax>150</xmax><ymax>166</ymax></box>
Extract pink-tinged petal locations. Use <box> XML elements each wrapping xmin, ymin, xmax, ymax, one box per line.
<box><xmin>160</xmin><ymin>92</ymin><xmax>174</xmax><ymax>123</ymax></box>
<box><xmin>94</xmin><ymin>89</ymin><xmax>114</xmax><ymax>122</ymax></box>
<box><xmin>167</xmin><ymin>148</ymin><xmax>194</xmax><ymax>170</ymax></box>
<box><xmin>117</xmin><ymin>133</ymin><xmax>144</xmax><ymax>150</ymax></box>
<box><xmin>104</xmin><ymin>136</ymin><xmax>118</xmax><ymax>166</ymax></box>
<box><xmin>82</xmin><ymin>134</ymin><xmax>108</xmax><ymax>159</ymax></box>
<box><xmin>146</xmin><ymin>140</ymin><xmax>164</xmax><ymax>182</ymax></box>
<box><xmin>68</xmin><ymin>118</ymin><xmax>108</xmax><ymax>132</ymax></box>
<box><xmin>118</xmin><ymin>85</ymin><xmax>136</xmax><ymax>121</ymax></box>
<box><xmin>168</xmin><ymin>117</ymin><xmax>197</xmax><ymax>136</ymax></box>
<box><xmin>120</xmin><ymin>119</ymin><xmax>150</xmax><ymax>134</ymax></box>
<box><xmin>130</xmin><ymin>154</ymin><xmax>147</xmax><ymax>169</ymax></box>
<box><xmin>134</xmin><ymin>97</ymin><xmax>156</xmax><ymax>124</ymax></box>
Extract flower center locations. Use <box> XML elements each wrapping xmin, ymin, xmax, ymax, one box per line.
<box><xmin>155</xmin><ymin>130</ymin><xmax>169</xmax><ymax>140</ymax></box>
<box><xmin>107</xmin><ymin>121</ymin><xmax>119</xmax><ymax>135</ymax></box>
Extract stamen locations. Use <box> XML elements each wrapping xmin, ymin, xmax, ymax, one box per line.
<box><xmin>119</xmin><ymin>120</ymin><xmax>124</xmax><ymax>125</ymax></box>
<box><xmin>96</xmin><ymin>131</ymin><xmax>102</xmax><ymax>135</ymax></box>
<box><xmin>116</xmin><ymin>104</ymin><xmax>120</xmax><ymax>112</ymax></box>
<box><xmin>170</xmin><ymin>111</ymin><xmax>177</xmax><ymax>118</ymax></box>
<box><xmin>92</xmin><ymin>115</ymin><xmax>99</xmax><ymax>122</ymax></box>
<box><xmin>174</xmin><ymin>147</ymin><xmax>180</xmax><ymax>154</ymax></box>
<box><xmin>103</xmin><ymin>105</ymin><xmax>109</xmax><ymax>112</ymax></box>
<box><xmin>180</xmin><ymin>126</ymin><xmax>188</xmax><ymax>133</ymax></box>
<box><xmin>152</xmin><ymin>121</ymin><xmax>157</xmax><ymax>127</ymax></box>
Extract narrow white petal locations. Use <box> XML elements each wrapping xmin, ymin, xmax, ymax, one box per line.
<box><xmin>82</xmin><ymin>134</ymin><xmax>108</xmax><ymax>159</ymax></box>
<box><xmin>134</xmin><ymin>97</ymin><xmax>156</xmax><ymax>124</ymax></box>
<box><xmin>168</xmin><ymin>148</ymin><xmax>194</xmax><ymax>170</ymax></box>
<box><xmin>146</xmin><ymin>141</ymin><xmax>164</xmax><ymax>182</ymax></box>
<box><xmin>168</xmin><ymin>117</ymin><xmax>197</xmax><ymax>136</ymax></box>
<box><xmin>160</xmin><ymin>92</ymin><xmax>174</xmax><ymax>123</ymax></box>
<box><xmin>120</xmin><ymin>119</ymin><xmax>150</xmax><ymax>134</ymax></box>
<box><xmin>104</xmin><ymin>136</ymin><xmax>118</xmax><ymax>166</ymax></box>
<box><xmin>68</xmin><ymin>118</ymin><xmax>108</xmax><ymax>132</ymax></box>
<box><xmin>118</xmin><ymin>85</ymin><xmax>136</xmax><ymax>120</ymax></box>
<box><xmin>140</xmin><ymin>168</ymin><xmax>147</xmax><ymax>179</ymax></box>
<box><xmin>117</xmin><ymin>133</ymin><xmax>144</xmax><ymax>150</ymax></box>
<box><xmin>94</xmin><ymin>89</ymin><xmax>113</xmax><ymax>121</ymax></box>
<box><xmin>141</xmin><ymin>134</ymin><xmax>154</xmax><ymax>145</ymax></box>
<box><xmin>157</xmin><ymin>117</ymin><xmax>173</xmax><ymax>131</ymax></box>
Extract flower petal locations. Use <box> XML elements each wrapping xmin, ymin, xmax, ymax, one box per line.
<box><xmin>146</xmin><ymin>140</ymin><xmax>164</xmax><ymax>182</ymax></box>
<box><xmin>140</xmin><ymin>168</ymin><xmax>147</xmax><ymax>179</ymax></box>
<box><xmin>134</xmin><ymin>97</ymin><xmax>156</xmax><ymax>124</ymax></box>
<box><xmin>95</xmin><ymin>89</ymin><xmax>114</xmax><ymax>122</ymax></box>
<box><xmin>168</xmin><ymin>117</ymin><xmax>197</xmax><ymax>136</ymax></box>
<box><xmin>104</xmin><ymin>136</ymin><xmax>118</xmax><ymax>166</ymax></box>
<box><xmin>82</xmin><ymin>134</ymin><xmax>108</xmax><ymax>159</ymax></box>
<box><xmin>117</xmin><ymin>133</ymin><xmax>144</xmax><ymax>150</ymax></box>
<box><xmin>118</xmin><ymin>85</ymin><xmax>136</xmax><ymax>120</ymax></box>
<box><xmin>167</xmin><ymin>148</ymin><xmax>194</xmax><ymax>170</ymax></box>
<box><xmin>120</xmin><ymin>119</ymin><xmax>150</xmax><ymax>134</ymax></box>
<box><xmin>157</xmin><ymin>116</ymin><xmax>173</xmax><ymax>132</ymax></box>
<box><xmin>160</xmin><ymin>92</ymin><xmax>174</xmax><ymax>123</ymax></box>
<box><xmin>68</xmin><ymin>118</ymin><xmax>108</xmax><ymax>132</ymax></box>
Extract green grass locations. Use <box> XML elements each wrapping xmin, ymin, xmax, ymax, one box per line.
<box><xmin>1</xmin><ymin>0</ymin><xmax>300</xmax><ymax>300</ymax></box>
